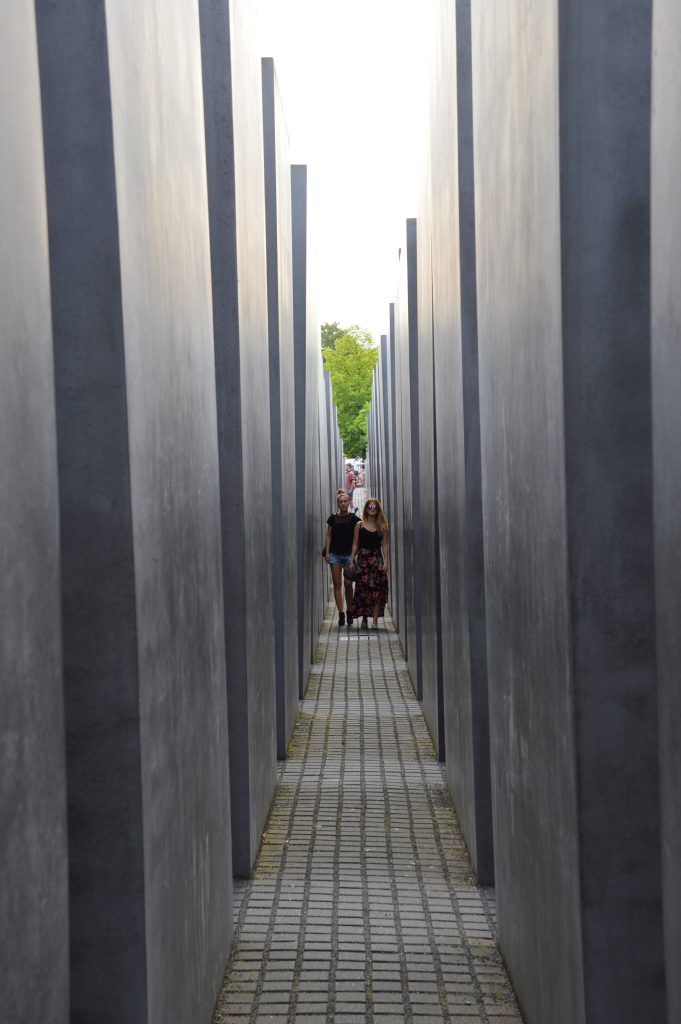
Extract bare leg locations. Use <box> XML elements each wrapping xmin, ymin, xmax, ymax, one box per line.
<box><xmin>344</xmin><ymin>578</ymin><xmax>354</xmax><ymax>614</ymax></box>
<box><xmin>331</xmin><ymin>563</ymin><xmax>344</xmax><ymax>612</ymax></box>
<box><xmin>371</xmin><ymin>600</ymin><xmax>380</xmax><ymax>627</ymax></box>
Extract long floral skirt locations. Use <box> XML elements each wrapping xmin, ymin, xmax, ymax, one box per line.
<box><xmin>351</xmin><ymin>549</ymin><xmax>388</xmax><ymax>618</ymax></box>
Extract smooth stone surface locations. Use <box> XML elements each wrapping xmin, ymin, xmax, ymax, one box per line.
<box><xmin>292</xmin><ymin>166</ymin><xmax>316</xmax><ymax>692</ymax></box>
<box><xmin>473</xmin><ymin>1</ymin><xmax>663</xmax><ymax>1021</ymax></box>
<box><xmin>262</xmin><ymin>58</ymin><xmax>299</xmax><ymax>757</ymax></box>
<box><xmin>393</xmin><ymin>221</ymin><xmax>421</xmax><ymax>693</ymax></box>
<box><xmin>0</xmin><ymin>5</ymin><xmax>68</xmax><ymax>1019</ymax></box>
<box><xmin>652</xmin><ymin>1</ymin><xmax>681</xmax><ymax>1019</ymax></box>
<box><xmin>38</xmin><ymin>1</ymin><xmax>233</xmax><ymax>1019</ymax></box>
<box><xmin>431</xmin><ymin>0</ymin><xmax>493</xmax><ymax>884</ymax></box>
<box><xmin>199</xmin><ymin>0</ymin><xmax>277</xmax><ymax>877</ymax></box>
<box><xmin>416</xmin><ymin>205</ymin><xmax>444</xmax><ymax>758</ymax></box>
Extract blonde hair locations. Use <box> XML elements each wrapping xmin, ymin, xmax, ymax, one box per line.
<box><xmin>363</xmin><ymin>496</ymin><xmax>389</xmax><ymax>534</ymax></box>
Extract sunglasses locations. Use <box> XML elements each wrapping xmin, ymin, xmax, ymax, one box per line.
<box><xmin>366</xmin><ymin>504</ymin><xmax>378</xmax><ymax>511</ymax></box>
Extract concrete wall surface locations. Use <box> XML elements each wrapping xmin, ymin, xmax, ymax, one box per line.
<box><xmin>262</xmin><ymin>58</ymin><xmax>299</xmax><ymax>757</ymax></box>
<box><xmin>0</xmin><ymin>5</ymin><xmax>69</xmax><ymax>1019</ymax></box>
<box><xmin>416</xmin><ymin>210</ymin><xmax>444</xmax><ymax>756</ymax></box>
<box><xmin>388</xmin><ymin>305</ymin><xmax>400</xmax><ymax>633</ymax></box>
<box><xmin>652</xmin><ymin>2</ymin><xmax>681</xmax><ymax>1020</ymax></box>
<box><xmin>37</xmin><ymin>0</ymin><xmax>233</xmax><ymax>1020</ymax></box>
<box><xmin>473</xmin><ymin>1</ymin><xmax>663</xmax><ymax>1022</ymax></box>
<box><xmin>394</xmin><ymin>221</ymin><xmax>421</xmax><ymax>691</ymax></box>
<box><xmin>392</xmin><ymin>279</ymin><xmax>407</xmax><ymax>655</ymax></box>
<box><xmin>199</xmin><ymin>0</ymin><xmax>277</xmax><ymax>878</ymax></box>
<box><xmin>293</xmin><ymin>166</ymin><xmax>314</xmax><ymax>692</ymax></box>
<box><xmin>430</xmin><ymin>0</ymin><xmax>493</xmax><ymax>884</ymax></box>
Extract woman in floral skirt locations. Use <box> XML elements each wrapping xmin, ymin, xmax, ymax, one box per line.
<box><xmin>349</xmin><ymin>497</ymin><xmax>389</xmax><ymax>630</ymax></box>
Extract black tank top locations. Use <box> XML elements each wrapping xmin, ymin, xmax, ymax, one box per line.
<box><xmin>359</xmin><ymin>526</ymin><xmax>383</xmax><ymax>551</ymax></box>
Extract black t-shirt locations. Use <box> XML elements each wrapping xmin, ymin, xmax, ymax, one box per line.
<box><xmin>326</xmin><ymin>513</ymin><xmax>360</xmax><ymax>555</ymax></box>
<box><xmin>358</xmin><ymin>525</ymin><xmax>383</xmax><ymax>551</ymax></box>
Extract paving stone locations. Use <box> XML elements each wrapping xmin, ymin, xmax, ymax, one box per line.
<box><xmin>212</xmin><ymin>607</ymin><xmax>523</xmax><ymax>1023</ymax></box>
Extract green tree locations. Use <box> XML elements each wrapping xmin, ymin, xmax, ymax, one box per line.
<box><xmin>321</xmin><ymin>324</ymin><xmax>378</xmax><ymax>457</ymax></box>
<box><xmin>321</xmin><ymin>321</ymin><xmax>345</xmax><ymax>350</ymax></box>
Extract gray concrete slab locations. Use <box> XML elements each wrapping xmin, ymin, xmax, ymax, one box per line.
<box><xmin>262</xmin><ymin>58</ymin><xmax>299</xmax><ymax>757</ymax></box>
<box><xmin>388</xmin><ymin>304</ymin><xmax>400</xmax><ymax>634</ymax></box>
<box><xmin>473</xmin><ymin>2</ymin><xmax>663</xmax><ymax>1021</ymax></box>
<box><xmin>430</xmin><ymin>0</ymin><xmax>493</xmax><ymax>885</ymax></box>
<box><xmin>652</xmin><ymin>3</ymin><xmax>681</xmax><ymax>1020</ymax></box>
<box><xmin>199</xmin><ymin>0</ymin><xmax>277</xmax><ymax>878</ymax></box>
<box><xmin>396</xmin><ymin>220</ymin><xmax>422</xmax><ymax>696</ymax></box>
<box><xmin>292</xmin><ymin>165</ymin><xmax>315</xmax><ymax>695</ymax></box>
<box><xmin>0</xmin><ymin>6</ymin><xmax>68</xmax><ymax>1019</ymax></box>
<box><xmin>37</xmin><ymin>1</ymin><xmax>233</xmax><ymax>1019</ymax></box>
<box><xmin>416</xmin><ymin>207</ymin><xmax>444</xmax><ymax>759</ymax></box>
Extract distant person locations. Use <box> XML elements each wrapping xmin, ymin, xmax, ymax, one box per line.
<box><xmin>357</xmin><ymin>466</ymin><xmax>366</xmax><ymax>487</ymax></box>
<box><xmin>349</xmin><ymin>496</ymin><xmax>389</xmax><ymax>630</ymax></box>
<box><xmin>345</xmin><ymin>462</ymin><xmax>355</xmax><ymax>508</ymax></box>
<box><xmin>324</xmin><ymin>489</ymin><xmax>361</xmax><ymax>627</ymax></box>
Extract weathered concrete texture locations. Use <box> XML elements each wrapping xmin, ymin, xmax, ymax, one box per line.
<box><xmin>292</xmin><ymin>165</ymin><xmax>325</xmax><ymax>683</ymax></box>
<box><xmin>388</xmin><ymin>305</ymin><xmax>400</xmax><ymax>634</ymax></box>
<box><xmin>395</xmin><ymin>221</ymin><xmax>422</xmax><ymax>695</ymax></box>
<box><xmin>292</xmin><ymin>166</ymin><xmax>312</xmax><ymax>693</ymax></box>
<box><xmin>473</xmin><ymin>2</ymin><xmax>663</xmax><ymax>1022</ymax></box>
<box><xmin>416</xmin><ymin>206</ymin><xmax>444</xmax><ymax>759</ymax></box>
<box><xmin>262</xmin><ymin>58</ymin><xmax>299</xmax><ymax>758</ymax></box>
<box><xmin>430</xmin><ymin>0</ymin><xmax>493</xmax><ymax>884</ymax></box>
<box><xmin>392</xmin><ymin>283</ymin><xmax>408</xmax><ymax>657</ymax></box>
<box><xmin>652</xmin><ymin>3</ymin><xmax>681</xmax><ymax>1020</ymax></box>
<box><xmin>0</xmin><ymin>6</ymin><xmax>68</xmax><ymax>1020</ymax></box>
<box><xmin>199</xmin><ymin>0</ymin><xmax>277</xmax><ymax>878</ymax></box>
<box><xmin>379</xmin><ymin>336</ymin><xmax>391</xmax><ymax>519</ymax></box>
<box><xmin>37</xmin><ymin>1</ymin><xmax>233</xmax><ymax>1020</ymax></box>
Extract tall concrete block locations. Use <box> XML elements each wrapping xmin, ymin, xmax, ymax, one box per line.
<box><xmin>392</xmin><ymin>284</ymin><xmax>408</xmax><ymax>647</ymax></box>
<box><xmin>36</xmin><ymin>1</ymin><xmax>232</xmax><ymax>1019</ymax></box>
<box><xmin>652</xmin><ymin>3</ymin><xmax>681</xmax><ymax>1020</ymax></box>
<box><xmin>431</xmin><ymin>0</ymin><xmax>493</xmax><ymax>883</ymax></box>
<box><xmin>388</xmin><ymin>305</ymin><xmax>401</xmax><ymax>631</ymax></box>
<box><xmin>292</xmin><ymin>165</ymin><xmax>319</xmax><ymax>690</ymax></box>
<box><xmin>473</xmin><ymin>2</ymin><xmax>663</xmax><ymax>1021</ymax></box>
<box><xmin>199</xmin><ymin>0</ymin><xmax>277</xmax><ymax>877</ymax></box>
<box><xmin>379</xmin><ymin>337</ymin><xmax>389</xmax><ymax>506</ymax></box>
<box><xmin>416</xmin><ymin>206</ymin><xmax>444</xmax><ymax>756</ymax></box>
<box><xmin>0</xmin><ymin>6</ymin><xmax>68</xmax><ymax>1019</ymax></box>
<box><xmin>395</xmin><ymin>221</ymin><xmax>421</xmax><ymax>693</ymax></box>
<box><xmin>262</xmin><ymin>59</ymin><xmax>299</xmax><ymax>757</ymax></box>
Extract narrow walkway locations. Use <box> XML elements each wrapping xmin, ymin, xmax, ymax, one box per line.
<box><xmin>214</xmin><ymin>609</ymin><xmax>523</xmax><ymax>1023</ymax></box>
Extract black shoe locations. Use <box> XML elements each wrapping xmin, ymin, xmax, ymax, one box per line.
<box><xmin>338</xmin><ymin>612</ymin><xmax>345</xmax><ymax>627</ymax></box>
<box><xmin>347</xmin><ymin>612</ymin><xmax>353</xmax><ymax>627</ymax></box>
<box><xmin>361</xmin><ymin>617</ymin><xmax>368</xmax><ymax>629</ymax></box>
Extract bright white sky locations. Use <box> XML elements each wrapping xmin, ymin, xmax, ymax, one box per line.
<box><xmin>256</xmin><ymin>0</ymin><xmax>434</xmax><ymax>344</ymax></box>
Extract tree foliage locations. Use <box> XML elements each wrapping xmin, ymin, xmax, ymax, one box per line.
<box><xmin>321</xmin><ymin>321</ymin><xmax>345</xmax><ymax>350</ymax></box>
<box><xmin>321</xmin><ymin>323</ymin><xmax>378</xmax><ymax>456</ymax></box>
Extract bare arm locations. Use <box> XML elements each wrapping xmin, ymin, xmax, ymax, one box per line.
<box><xmin>350</xmin><ymin>521</ymin><xmax>361</xmax><ymax>562</ymax></box>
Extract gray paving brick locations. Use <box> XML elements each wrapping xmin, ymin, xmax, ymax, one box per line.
<box><xmin>212</xmin><ymin>607</ymin><xmax>523</xmax><ymax>1024</ymax></box>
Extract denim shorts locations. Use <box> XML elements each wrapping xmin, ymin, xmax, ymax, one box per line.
<box><xmin>328</xmin><ymin>552</ymin><xmax>352</xmax><ymax>567</ymax></box>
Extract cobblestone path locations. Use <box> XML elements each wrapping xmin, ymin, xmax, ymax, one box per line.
<box><xmin>213</xmin><ymin>609</ymin><xmax>523</xmax><ymax>1023</ymax></box>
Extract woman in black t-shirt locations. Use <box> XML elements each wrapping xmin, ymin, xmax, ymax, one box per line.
<box><xmin>324</xmin><ymin>489</ymin><xmax>361</xmax><ymax>627</ymax></box>
<box><xmin>349</xmin><ymin>496</ymin><xmax>389</xmax><ymax>630</ymax></box>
